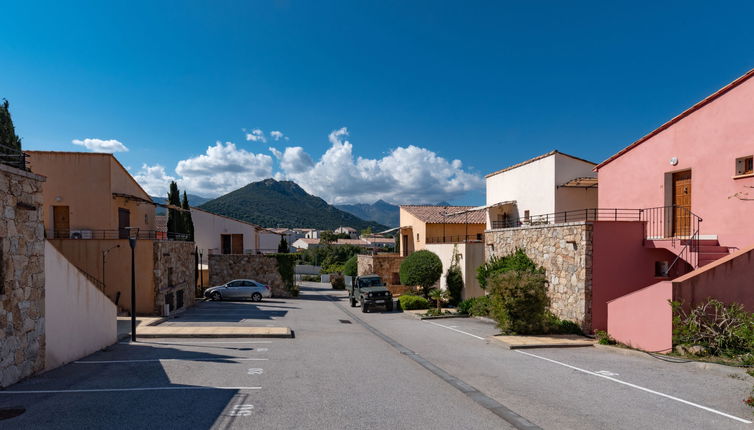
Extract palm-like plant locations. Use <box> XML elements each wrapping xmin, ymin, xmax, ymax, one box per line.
<box><xmin>428</xmin><ymin>288</ymin><xmax>450</xmax><ymax>312</ymax></box>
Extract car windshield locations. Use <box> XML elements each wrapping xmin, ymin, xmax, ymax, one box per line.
<box><xmin>359</xmin><ymin>278</ymin><xmax>383</xmax><ymax>287</ymax></box>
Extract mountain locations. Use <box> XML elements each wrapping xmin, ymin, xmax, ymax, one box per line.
<box><xmin>336</xmin><ymin>200</ymin><xmax>399</xmax><ymax>227</ymax></box>
<box><xmin>198</xmin><ymin>179</ymin><xmax>389</xmax><ymax>231</ymax></box>
<box><xmin>152</xmin><ymin>194</ymin><xmax>212</xmax><ymax>215</ymax></box>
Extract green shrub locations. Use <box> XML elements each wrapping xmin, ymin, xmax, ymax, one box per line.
<box><xmin>477</xmin><ymin>248</ymin><xmax>543</xmax><ymax>289</ymax></box>
<box><xmin>400</xmin><ymin>250</ymin><xmax>442</xmax><ymax>298</ymax></box>
<box><xmin>343</xmin><ymin>255</ymin><xmax>358</xmax><ymax>277</ymax></box>
<box><xmin>398</xmin><ymin>294</ymin><xmax>430</xmax><ymax>310</ymax></box>
<box><xmin>428</xmin><ymin>288</ymin><xmax>449</xmax><ymax>311</ymax></box>
<box><xmin>594</xmin><ymin>330</ymin><xmax>616</xmax><ymax>345</ymax></box>
<box><xmin>672</xmin><ymin>299</ymin><xmax>754</xmax><ymax>357</ymax></box>
<box><xmin>321</xmin><ymin>263</ymin><xmax>344</xmax><ymax>274</ymax></box>
<box><xmin>488</xmin><ymin>270</ymin><xmax>550</xmax><ymax>335</ymax></box>
<box><xmin>301</xmin><ymin>274</ymin><xmax>321</xmax><ymax>282</ymax></box>
<box><xmin>446</xmin><ymin>245</ymin><xmax>464</xmax><ymax>306</ymax></box>
<box><xmin>330</xmin><ymin>273</ymin><xmax>346</xmax><ymax>290</ymax></box>
<box><xmin>458</xmin><ymin>296</ymin><xmax>491</xmax><ymax>317</ymax></box>
<box><xmin>271</xmin><ymin>253</ymin><xmax>296</xmax><ymax>296</ymax></box>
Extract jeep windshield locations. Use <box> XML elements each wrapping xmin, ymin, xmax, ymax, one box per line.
<box><xmin>358</xmin><ymin>278</ymin><xmax>384</xmax><ymax>288</ymax></box>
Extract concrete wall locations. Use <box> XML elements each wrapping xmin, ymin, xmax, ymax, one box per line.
<box><xmin>554</xmin><ymin>154</ymin><xmax>598</xmax><ymax>213</ymax></box>
<box><xmin>485</xmin><ymin>222</ymin><xmax>593</xmax><ymax>331</ymax></box>
<box><xmin>258</xmin><ymin>230</ymin><xmax>282</xmax><ymax>253</ymax></box>
<box><xmin>0</xmin><ymin>164</ymin><xmax>46</xmax><ymax>388</ymax></box>
<box><xmin>191</xmin><ymin>208</ymin><xmax>257</xmax><ymax>255</ymax></box>
<box><xmin>486</xmin><ymin>154</ymin><xmax>556</xmax><ymax>215</ymax></box>
<box><xmin>208</xmin><ymin>254</ymin><xmax>289</xmax><ymax>297</ymax></box>
<box><xmin>596</xmin><ymin>74</ymin><xmax>754</xmax><ymax>250</ymax></box>
<box><xmin>607</xmin><ymin>281</ymin><xmax>673</xmax><ymax>352</ymax></box>
<box><xmin>425</xmin><ymin>243</ymin><xmax>485</xmax><ymax>300</ymax></box>
<box><xmin>44</xmin><ymin>242</ymin><xmax>116</xmax><ymax>370</ymax></box>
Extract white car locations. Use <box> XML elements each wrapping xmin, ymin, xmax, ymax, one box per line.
<box><xmin>204</xmin><ymin>279</ymin><xmax>272</xmax><ymax>302</ymax></box>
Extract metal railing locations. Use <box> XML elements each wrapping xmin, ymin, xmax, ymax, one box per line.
<box><xmin>73</xmin><ymin>264</ymin><xmax>106</xmax><ymax>292</ymax></box>
<box><xmin>426</xmin><ymin>234</ymin><xmax>484</xmax><ymax>244</ymax></box>
<box><xmin>490</xmin><ymin>208</ymin><xmax>643</xmax><ymax>229</ymax></box>
<box><xmin>0</xmin><ymin>142</ymin><xmax>28</xmax><ymax>171</ymax></box>
<box><xmin>641</xmin><ymin>205</ymin><xmax>703</xmax><ymax>272</ymax></box>
<box><xmin>46</xmin><ymin>229</ymin><xmax>191</xmax><ymax>241</ymax></box>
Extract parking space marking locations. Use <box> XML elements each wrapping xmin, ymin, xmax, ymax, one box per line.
<box><xmin>424</xmin><ymin>321</ymin><xmax>485</xmax><ymax>340</ymax></box>
<box><xmin>74</xmin><ymin>357</ymin><xmax>268</xmax><ymax>364</ymax></box>
<box><xmin>119</xmin><ymin>341</ymin><xmax>273</xmax><ymax>345</ymax></box>
<box><xmin>247</xmin><ymin>368</ymin><xmax>264</xmax><ymax>375</ymax></box>
<box><xmin>228</xmin><ymin>404</ymin><xmax>255</xmax><ymax>416</ymax></box>
<box><xmin>516</xmin><ymin>350</ymin><xmax>752</xmax><ymax>424</ymax></box>
<box><xmin>0</xmin><ymin>386</ymin><xmax>262</xmax><ymax>394</ymax></box>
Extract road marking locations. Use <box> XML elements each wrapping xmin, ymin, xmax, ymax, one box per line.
<box><xmin>0</xmin><ymin>386</ymin><xmax>262</xmax><ymax>394</ymax></box>
<box><xmin>594</xmin><ymin>370</ymin><xmax>619</xmax><ymax>377</ymax></box>
<box><xmin>247</xmin><ymin>368</ymin><xmax>264</xmax><ymax>375</ymax></box>
<box><xmin>74</xmin><ymin>357</ymin><xmax>268</xmax><ymax>364</ymax></box>
<box><xmin>256</xmin><ymin>348</ymin><xmax>269</xmax><ymax>352</ymax></box>
<box><xmin>515</xmin><ymin>350</ymin><xmax>752</xmax><ymax>425</ymax></box>
<box><xmin>119</xmin><ymin>341</ymin><xmax>273</xmax><ymax>345</ymax></box>
<box><xmin>229</xmin><ymin>404</ymin><xmax>254</xmax><ymax>416</ymax></box>
<box><xmin>424</xmin><ymin>321</ymin><xmax>485</xmax><ymax>340</ymax></box>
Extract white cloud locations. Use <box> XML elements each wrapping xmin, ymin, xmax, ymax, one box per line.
<box><xmin>270</xmin><ymin>130</ymin><xmax>288</xmax><ymax>141</ymax></box>
<box><xmin>273</xmin><ymin>127</ymin><xmax>483</xmax><ymax>204</ymax></box>
<box><xmin>133</xmin><ymin>164</ymin><xmax>176</xmax><ymax>197</ymax></box>
<box><xmin>244</xmin><ymin>128</ymin><xmax>266</xmax><ymax>143</ymax></box>
<box><xmin>72</xmin><ymin>138</ymin><xmax>129</xmax><ymax>153</ymax></box>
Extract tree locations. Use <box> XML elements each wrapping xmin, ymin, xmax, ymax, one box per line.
<box><xmin>446</xmin><ymin>245</ymin><xmax>464</xmax><ymax>306</ymax></box>
<box><xmin>399</xmin><ymin>250</ymin><xmax>442</xmax><ymax>298</ymax></box>
<box><xmin>0</xmin><ymin>99</ymin><xmax>23</xmax><ymax>168</ymax></box>
<box><xmin>487</xmin><ymin>271</ymin><xmax>549</xmax><ymax>334</ymax></box>
<box><xmin>343</xmin><ymin>255</ymin><xmax>358</xmax><ymax>276</ymax></box>
<box><xmin>320</xmin><ymin>231</ymin><xmax>350</xmax><ymax>244</ymax></box>
<box><xmin>181</xmin><ymin>191</ymin><xmax>194</xmax><ymax>241</ymax></box>
<box><xmin>428</xmin><ymin>288</ymin><xmax>449</xmax><ymax>312</ymax></box>
<box><xmin>167</xmin><ymin>181</ymin><xmax>184</xmax><ymax>236</ymax></box>
<box><xmin>277</xmin><ymin>236</ymin><xmax>289</xmax><ymax>253</ymax></box>
<box><xmin>360</xmin><ymin>226</ymin><xmax>373</xmax><ymax>237</ymax></box>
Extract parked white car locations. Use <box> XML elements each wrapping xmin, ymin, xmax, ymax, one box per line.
<box><xmin>204</xmin><ymin>279</ymin><xmax>272</xmax><ymax>302</ymax></box>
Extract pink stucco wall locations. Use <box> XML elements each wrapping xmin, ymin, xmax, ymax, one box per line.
<box><xmin>591</xmin><ymin>221</ymin><xmax>678</xmax><ymax>332</ymax></box>
<box><xmin>672</xmin><ymin>243</ymin><xmax>754</xmax><ymax>311</ymax></box>
<box><xmin>596</xmin><ymin>74</ymin><xmax>754</xmax><ymax>251</ymax></box>
<box><xmin>607</xmin><ymin>281</ymin><xmax>673</xmax><ymax>352</ymax></box>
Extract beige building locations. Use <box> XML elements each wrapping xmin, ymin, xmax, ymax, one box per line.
<box><xmin>28</xmin><ymin>151</ymin><xmax>196</xmax><ymax>316</ymax></box>
<box><xmin>398</xmin><ymin>205</ymin><xmax>486</xmax><ymax>257</ymax></box>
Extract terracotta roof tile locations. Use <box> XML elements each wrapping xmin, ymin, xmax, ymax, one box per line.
<box><xmin>400</xmin><ymin>205</ymin><xmax>486</xmax><ymax>224</ymax></box>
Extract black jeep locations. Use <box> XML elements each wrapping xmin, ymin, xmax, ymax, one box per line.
<box><xmin>348</xmin><ymin>275</ymin><xmax>394</xmax><ymax>313</ymax></box>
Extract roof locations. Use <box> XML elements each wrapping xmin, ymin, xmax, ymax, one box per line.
<box><xmin>485</xmin><ymin>150</ymin><xmax>596</xmax><ymax>179</ymax></box>
<box><xmin>190</xmin><ymin>207</ymin><xmax>263</xmax><ymax>230</ymax></box>
<box><xmin>336</xmin><ymin>226</ymin><xmax>357</xmax><ymax>232</ymax></box>
<box><xmin>336</xmin><ymin>239</ymin><xmax>370</xmax><ymax>246</ymax></box>
<box><xmin>558</xmin><ymin>177</ymin><xmax>598</xmax><ymax>189</ymax></box>
<box><xmin>400</xmin><ymin>205</ymin><xmax>486</xmax><ymax>224</ymax></box>
<box><xmin>595</xmin><ymin>68</ymin><xmax>754</xmax><ymax>170</ymax></box>
<box><xmin>363</xmin><ymin>237</ymin><xmax>395</xmax><ymax>244</ymax></box>
<box><xmin>294</xmin><ymin>238</ymin><xmax>320</xmax><ymax>244</ymax></box>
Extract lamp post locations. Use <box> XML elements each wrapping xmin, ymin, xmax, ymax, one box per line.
<box><xmin>125</xmin><ymin>227</ymin><xmax>139</xmax><ymax>342</ymax></box>
<box><xmin>102</xmin><ymin>244</ymin><xmax>120</xmax><ymax>292</ymax></box>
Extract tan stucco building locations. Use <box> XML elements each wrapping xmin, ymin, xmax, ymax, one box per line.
<box><xmin>28</xmin><ymin>151</ymin><xmax>196</xmax><ymax>316</ymax></box>
<box><xmin>398</xmin><ymin>205</ymin><xmax>486</xmax><ymax>257</ymax></box>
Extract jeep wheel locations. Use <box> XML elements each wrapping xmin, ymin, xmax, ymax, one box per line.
<box><xmin>350</xmin><ymin>296</ymin><xmax>357</xmax><ymax>307</ymax></box>
<box><xmin>361</xmin><ymin>301</ymin><xmax>369</xmax><ymax>313</ymax></box>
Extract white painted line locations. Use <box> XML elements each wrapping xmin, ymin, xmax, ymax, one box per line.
<box><xmin>74</xmin><ymin>357</ymin><xmax>268</xmax><ymax>364</ymax></box>
<box><xmin>515</xmin><ymin>350</ymin><xmax>752</xmax><ymax>425</ymax></box>
<box><xmin>119</xmin><ymin>341</ymin><xmax>273</xmax><ymax>345</ymax></box>
<box><xmin>0</xmin><ymin>386</ymin><xmax>262</xmax><ymax>394</ymax></box>
<box><xmin>425</xmin><ymin>321</ymin><xmax>485</xmax><ymax>340</ymax></box>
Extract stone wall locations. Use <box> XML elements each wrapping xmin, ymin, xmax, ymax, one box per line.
<box><xmin>208</xmin><ymin>254</ymin><xmax>289</xmax><ymax>297</ymax></box>
<box><xmin>485</xmin><ymin>222</ymin><xmax>593</xmax><ymax>331</ymax></box>
<box><xmin>0</xmin><ymin>164</ymin><xmax>46</xmax><ymax>388</ymax></box>
<box><xmin>357</xmin><ymin>254</ymin><xmax>411</xmax><ymax>295</ymax></box>
<box><xmin>153</xmin><ymin>241</ymin><xmax>196</xmax><ymax>315</ymax></box>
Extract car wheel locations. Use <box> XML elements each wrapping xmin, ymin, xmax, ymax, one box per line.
<box><xmin>361</xmin><ymin>301</ymin><xmax>368</xmax><ymax>313</ymax></box>
<box><xmin>350</xmin><ymin>297</ymin><xmax>357</xmax><ymax>307</ymax></box>
<box><xmin>251</xmin><ymin>292</ymin><xmax>262</xmax><ymax>302</ymax></box>
<box><xmin>211</xmin><ymin>292</ymin><xmax>222</xmax><ymax>301</ymax></box>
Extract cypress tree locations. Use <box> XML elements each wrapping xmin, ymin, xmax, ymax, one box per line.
<box><xmin>0</xmin><ymin>99</ymin><xmax>23</xmax><ymax>167</ymax></box>
<box><xmin>277</xmin><ymin>236</ymin><xmax>289</xmax><ymax>253</ymax></box>
<box><xmin>167</xmin><ymin>181</ymin><xmax>182</xmax><ymax>236</ymax></box>
<box><xmin>182</xmin><ymin>191</ymin><xmax>194</xmax><ymax>241</ymax></box>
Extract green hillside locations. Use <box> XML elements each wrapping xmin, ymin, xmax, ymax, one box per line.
<box><xmin>198</xmin><ymin>178</ymin><xmax>389</xmax><ymax>231</ymax></box>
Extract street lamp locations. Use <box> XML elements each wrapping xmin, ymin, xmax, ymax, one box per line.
<box><xmin>102</xmin><ymin>244</ymin><xmax>120</xmax><ymax>293</ymax></box>
<box><xmin>125</xmin><ymin>227</ymin><xmax>139</xmax><ymax>342</ymax></box>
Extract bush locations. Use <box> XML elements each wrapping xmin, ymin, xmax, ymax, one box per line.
<box><xmin>321</xmin><ymin>263</ymin><xmax>344</xmax><ymax>274</ymax></box>
<box><xmin>594</xmin><ymin>330</ymin><xmax>616</xmax><ymax>345</ymax></box>
<box><xmin>400</xmin><ymin>250</ymin><xmax>442</xmax><ymax>297</ymax></box>
<box><xmin>301</xmin><ymin>274</ymin><xmax>321</xmax><ymax>282</ymax></box>
<box><xmin>343</xmin><ymin>255</ymin><xmax>358</xmax><ymax>277</ymax></box>
<box><xmin>488</xmin><ymin>270</ymin><xmax>550</xmax><ymax>335</ymax></box>
<box><xmin>330</xmin><ymin>273</ymin><xmax>346</xmax><ymax>290</ymax></box>
<box><xmin>271</xmin><ymin>253</ymin><xmax>296</xmax><ymax>296</ymax></box>
<box><xmin>446</xmin><ymin>246</ymin><xmax>464</xmax><ymax>306</ymax></box>
<box><xmin>398</xmin><ymin>294</ymin><xmax>430</xmax><ymax>310</ymax></box>
<box><xmin>458</xmin><ymin>296</ymin><xmax>491</xmax><ymax>317</ymax></box>
<box><xmin>477</xmin><ymin>248</ymin><xmax>543</xmax><ymax>289</ymax></box>
<box><xmin>672</xmin><ymin>299</ymin><xmax>754</xmax><ymax>357</ymax></box>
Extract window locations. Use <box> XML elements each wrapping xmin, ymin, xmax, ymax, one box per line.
<box><xmin>416</xmin><ymin>233</ymin><xmax>420</xmax><ymax>242</ymax></box>
<box><xmin>655</xmin><ymin>261</ymin><xmax>669</xmax><ymax>277</ymax></box>
<box><xmin>736</xmin><ymin>156</ymin><xmax>754</xmax><ymax>176</ymax></box>
<box><xmin>524</xmin><ymin>210</ymin><xmax>530</xmax><ymax>221</ymax></box>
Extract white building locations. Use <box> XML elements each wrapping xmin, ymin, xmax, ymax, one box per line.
<box><xmin>485</xmin><ymin>150</ymin><xmax>598</xmax><ymax>229</ymax></box>
<box><xmin>192</xmin><ymin>207</ymin><xmax>266</xmax><ymax>255</ymax></box>
<box><xmin>334</xmin><ymin>226</ymin><xmax>358</xmax><ymax>238</ymax></box>
<box><xmin>292</xmin><ymin>238</ymin><xmax>321</xmax><ymax>250</ymax></box>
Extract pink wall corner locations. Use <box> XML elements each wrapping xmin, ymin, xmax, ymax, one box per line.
<box><xmin>591</xmin><ymin>221</ymin><xmax>678</xmax><ymax>332</ymax></box>
<box><xmin>607</xmin><ymin>280</ymin><xmax>673</xmax><ymax>352</ymax></box>
<box><xmin>673</xmin><ymin>244</ymin><xmax>754</xmax><ymax>311</ymax></box>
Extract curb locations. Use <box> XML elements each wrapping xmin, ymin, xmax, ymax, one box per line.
<box><xmin>593</xmin><ymin>344</ymin><xmax>752</xmax><ymax>377</ymax></box>
<box><xmin>490</xmin><ymin>336</ymin><xmax>594</xmax><ymax>350</ymax></box>
<box><xmin>133</xmin><ymin>331</ymin><xmax>294</xmax><ymax>339</ymax></box>
<box><xmin>418</xmin><ymin>314</ymin><xmax>470</xmax><ymax>320</ymax></box>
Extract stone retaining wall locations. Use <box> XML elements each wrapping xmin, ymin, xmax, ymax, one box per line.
<box><xmin>209</xmin><ymin>254</ymin><xmax>289</xmax><ymax>297</ymax></box>
<box><xmin>154</xmin><ymin>241</ymin><xmax>196</xmax><ymax>314</ymax></box>
<box><xmin>0</xmin><ymin>164</ymin><xmax>46</xmax><ymax>387</ymax></box>
<box><xmin>485</xmin><ymin>222</ymin><xmax>593</xmax><ymax>331</ymax></box>
<box><xmin>357</xmin><ymin>254</ymin><xmax>412</xmax><ymax>295</ymax></box>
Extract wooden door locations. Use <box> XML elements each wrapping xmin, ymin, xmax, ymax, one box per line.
<box><xmin>672</xmin><ymin>171</ymin><xmax>692</xmax><ymax>237</ymax></box>
<box><xmin>221</xmin><ymin>234</ymin><xmax>232</xmax><ymax>254</ymax></box>
<box><xmin>231</xmin><ymin>234</ymin><xmax>244</xmax><ymax>254</ymax></box>
<box><xmin>118</xmin><ymin>208</ymin><xmax>130</xmax><ymax>239</ymax></box>
<box><xmin>53</xmin><ymin>206</ymin><xmax>70</xmax><ymax>238</ymax></box>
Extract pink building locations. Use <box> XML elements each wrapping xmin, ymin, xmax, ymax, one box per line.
<box><xmin>598</xmin><ymin>69</ymin><xmax>754</xmax><ymax>351</ymax></box>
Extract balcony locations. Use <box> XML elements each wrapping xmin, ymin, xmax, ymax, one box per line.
<box><xmin>490</xmin><ymin>208</ymin><xmax>643</xmax><ymax>230</ymax></box>
<box><xmin>426</xmin><ymin>234</ymin><xmax>484</xmax><ymax>244</ymax></box>
<box><xmin>46</xmin><ymin>229</ymin><xmax>191</xmax><ymax>241</ymax></box>
<box><xmin>0</xmin><ymin>142</ymin><xmax>29</xmax><ymax>171</ymax></box>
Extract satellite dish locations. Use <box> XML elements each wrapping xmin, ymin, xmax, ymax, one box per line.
<box><xmin>669</xmin><ymin>157</ymin><xmax>678</xmax><ymax>166</ymax></box>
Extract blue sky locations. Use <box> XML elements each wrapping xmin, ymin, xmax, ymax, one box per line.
<box><xmin>2</xmin><ymin>1</ymin><xmax>754</xmax><ymax>204</ymax></box>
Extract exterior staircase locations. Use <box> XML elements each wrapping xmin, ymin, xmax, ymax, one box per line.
<box><xmin>697</xmin><ymin>239</ymin><xmax>731</xmax><ymax>267</ymax></box>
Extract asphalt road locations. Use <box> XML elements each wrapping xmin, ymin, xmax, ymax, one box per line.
<box><xmin>1</xmin><ymin>282</ymin><xmax>752</xmax><ymax>429</ymax></box>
